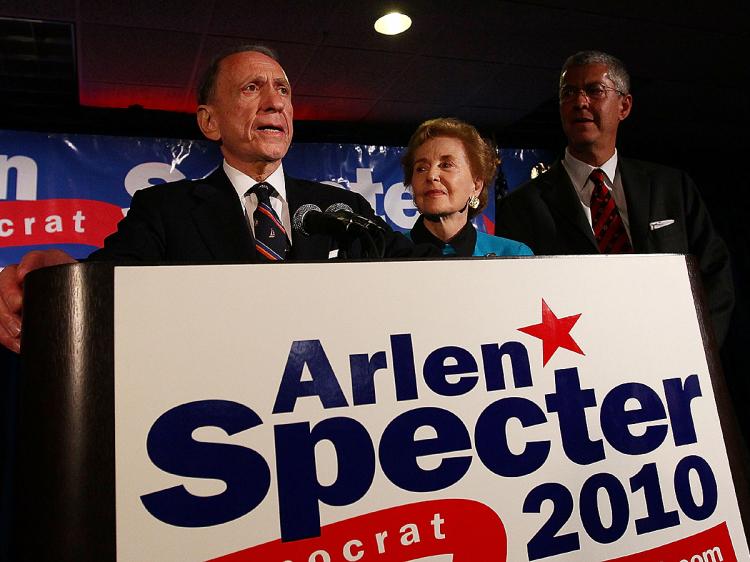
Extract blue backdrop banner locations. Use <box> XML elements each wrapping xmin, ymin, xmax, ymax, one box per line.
<box><xmin>0</xmin><ymin>130</ymin><xmax>553</xmax><ymax>266</ymax></box>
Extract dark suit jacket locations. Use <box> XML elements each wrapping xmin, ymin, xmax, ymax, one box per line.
<box><xmin>87</xmin><ymin>167</ymin><xmax>420</xmax><ymax>263</ymax></box>
<box><xmin>495</xmin><ymin>157</ymin><xmax>734</xmax><ymax>343</ymax></box>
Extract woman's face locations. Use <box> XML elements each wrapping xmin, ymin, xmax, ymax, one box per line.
<box><xmin>411</xmin><ymin>136</ymin><xmax>483</xmax><ymax>219</ymax></box>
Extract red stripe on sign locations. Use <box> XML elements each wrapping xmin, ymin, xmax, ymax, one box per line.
<box><xmin>604</xmin><ymin>522</ymin><xmax>738</xmax><ymax>562</ymax></box>
<box><xmin>209</xmin><ymin>499</ymin><xmax>506</xmax><ymax>562</ymax></box>
<box><xmin>0</xmin><ymin>199</ymin><xmax>124</xmax><ymax>248</ymax></box>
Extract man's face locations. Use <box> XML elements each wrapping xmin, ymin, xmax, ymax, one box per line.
<box><xmin>559</xmin><ymin>63</ymin><xmax>632</xmax><ymax>161</ymax></box>
<box><xmin>198</xmin><ymin>51</ymin><xmax>294</xmax><ymax>171</ymax></box>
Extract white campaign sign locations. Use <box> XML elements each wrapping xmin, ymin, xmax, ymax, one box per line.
<box><xmin>114</xmin><ymin>256</ymin><xmax>748</xmax><ymax>562</ymax></box>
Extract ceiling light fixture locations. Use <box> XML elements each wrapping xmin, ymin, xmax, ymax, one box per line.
<box><xmin>374</xmin><ymin>12</ymin><xmax>412</xmax><ymax>35</ymax></box>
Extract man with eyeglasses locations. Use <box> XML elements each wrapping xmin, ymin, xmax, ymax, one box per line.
<box><xmin>495</xmin><ymin>50</ymin><xmax>733</xmax><ymax>344</ymax></box>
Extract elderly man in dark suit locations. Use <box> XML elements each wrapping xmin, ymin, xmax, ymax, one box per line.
<box><xmin>495</xmin><ymin>50</ymin><xmax>734</xmax><ymax>343</ymax></box>
<box><xmin>0</xmin><ymin>45</ymin><xmax>423</xmax><ymax>353</ymax></box>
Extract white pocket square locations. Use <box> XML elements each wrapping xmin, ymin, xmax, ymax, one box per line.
<box><xmin>649</xmin><ymin>219</ymin><xmax>675</xmax><ymax>231</ymax></box>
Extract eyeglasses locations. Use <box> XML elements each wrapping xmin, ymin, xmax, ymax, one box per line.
<box><xmin>559</xmin><ymin>83</ymin><xmax>624</xmax><ymax>103</ymax></box>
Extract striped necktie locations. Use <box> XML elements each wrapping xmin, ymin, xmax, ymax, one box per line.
<box><xmin>589</xmin><ymin>169</ymin><xmax>632</xmax><ymax>254</ymax></box>
<box><xmin>250</xmin><ymin>182</ymin><xmax>288</xmax><ymax>261</ymax></box>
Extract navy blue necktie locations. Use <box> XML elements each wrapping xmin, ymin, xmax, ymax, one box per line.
<box><xmin>250</xmin><ymin>182</ymin><xmax>288</xmax><ymax>261</ymax></box>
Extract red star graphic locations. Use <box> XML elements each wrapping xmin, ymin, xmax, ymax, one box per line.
<box><xmin>518</xmin><ymin>299</ymin><xmax>584</xmax><ymax>366</ymax></box>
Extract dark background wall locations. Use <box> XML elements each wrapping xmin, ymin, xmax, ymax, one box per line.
<box><xmin>1</xmin><ymin>2</ymin><xmax>748</xmax><ymax>558</ymax></box>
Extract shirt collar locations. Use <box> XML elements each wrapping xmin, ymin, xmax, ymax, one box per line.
<box><xmin>223</xmin><ymin>160</ymin><xmax>287</xmax><ymax>201</ymax></box>
<box><xmin>562</xmin><ymin>148</ymin><xmax>618</xmax><ymax>196</ymax></box>
<box><xmin>410</xmin><ymin>215</ymin><xmax>477</xmax><ymax>257</ymax></box>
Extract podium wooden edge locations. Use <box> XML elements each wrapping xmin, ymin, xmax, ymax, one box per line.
<box><xmin>12</xmin><ymin>262</ymin><xmax>115</xmax><ymax>561</ymax></box>
<box><xmin>687</xmin><ymin>255</ymin><xmax>750</xmax><ymax>541</ymax></box>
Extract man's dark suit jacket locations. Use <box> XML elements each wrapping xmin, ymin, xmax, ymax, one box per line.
<box><xmin>87</xmin><ymin>167</ymin><xmax>420</xmax><ymax>263</ymax></box>
<box><xmin>495</xmin><ymin>157</ymin><xmax>734</xmax><ymax>343</ymax></box>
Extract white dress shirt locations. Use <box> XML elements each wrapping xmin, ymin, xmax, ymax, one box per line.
<box><xmin>561</xmin><ymin>148</ymin><xmax>631</xmax><ymax>238</ymax></box>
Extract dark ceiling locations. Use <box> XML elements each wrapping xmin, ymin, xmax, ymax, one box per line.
<box><xmin>1</xmin><ymin>0</ymin><xmax>748</xmax><ymax>162</ymax></box>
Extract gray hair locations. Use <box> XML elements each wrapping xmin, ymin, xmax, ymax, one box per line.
<box><xmin>197</xmin><ymin>44</ymin><xmax>280</xmax><ymax>105</ymax></box>
<box><xmin>560</xmin><ymin>50</ymin><xmax>630</xmax><ymax>94</ymax></box>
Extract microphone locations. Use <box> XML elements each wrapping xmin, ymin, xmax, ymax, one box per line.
<box><xmin>292</xmin><ymin>202</ymin><xmax>387</xmax><ymax>258</ymax></box>
<box><xmin>325</xmin><ymin>203</ymin><xmax>386</xmax><ymax>258</ymax></box>
<box><xmin>324</xmin><ymin>204</ymin><xmax>386</xmax><ymax>232</ymax></box>
<box><xmin>325</xmin><ymin>202</ymin><xmax>352</xmax><ymax>214</ymax></box>
<box><xmin>292</xmin><ymin>204</ymin><xmax>359</xmax><ymax>237</ymax></box>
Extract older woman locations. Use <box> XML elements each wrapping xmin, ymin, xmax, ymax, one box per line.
<box><xmin>402</xmin><ymin>118</ymin><xmax>532</xmax><ymax>257</ymax></box>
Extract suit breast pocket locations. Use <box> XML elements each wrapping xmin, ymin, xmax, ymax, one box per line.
<box><xmin>648</xmin><ymin>220</ymin><xmax>687</xmax><ymax>252</ymax></box>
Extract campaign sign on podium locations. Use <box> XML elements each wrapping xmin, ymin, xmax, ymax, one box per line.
<box><xmin>113</xmin><ymin>255</ymin><xmax>748</xmax><ymax>562</ymax></box>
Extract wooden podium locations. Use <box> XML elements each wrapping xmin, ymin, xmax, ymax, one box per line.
<box><xmin>10</xmin><ymin>258</ymin><xmax>750</xmax><ymax>561</ymax></box>
<box><xmin>13</xmin><ymin>263</ymin><xmax>115</xmax><ymax>560</ymax></box>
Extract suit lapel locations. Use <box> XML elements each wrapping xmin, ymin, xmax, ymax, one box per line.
<box><xmin>191</xmin><ymin>168</ymin><xmax>257</xmax><ymax>261</ymax></box>
<box><xmin>540</xmin><ymin>161</ymin><xmax>598</xmax><ymax>252</ymax></box>
<box><xmin>619</xmin><ymin>158</ymin><xmax>651</xmax><ymax>252</ymax></box>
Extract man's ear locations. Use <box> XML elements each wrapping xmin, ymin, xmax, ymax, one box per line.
<box><xmin>197</xmin><ymin>105</ymin><xmax>221</xmax><ymax>141</ymax></box>
<box><xmin>619</xmin><ymin>94</ymin><xmax>633</xmax><ymax>121</ymax></box>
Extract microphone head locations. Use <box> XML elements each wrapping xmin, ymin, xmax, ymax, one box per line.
<box><xmin>326</xmin><ymin>203</ymin><xmax>385</xmax><ymax>232</ymax></box>
<box><xmin>292</xmin><ymin>203</ymin><xmax>322</xmax><ymax>236</ymax></box>
<box><xmin>325</xmin><ymin>203</ymin><xmax>354</xmax><ymax>214</ymax></box>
